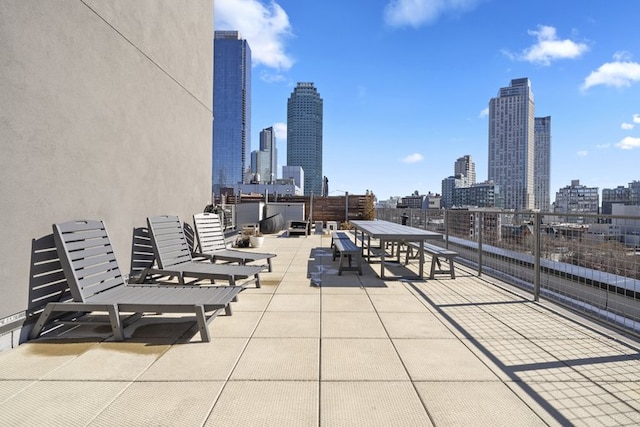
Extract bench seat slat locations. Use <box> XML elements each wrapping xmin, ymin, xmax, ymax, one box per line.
<box><xmin>332</xmin><ymin>235</ymin><xmax>362</xmax><ymax>275</ymax></box>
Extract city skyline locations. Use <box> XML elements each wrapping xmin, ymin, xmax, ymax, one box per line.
<box><xmin>214</xmin><ymin>1</ymin><xmax>640</xmax><ymax>200</ymax></box>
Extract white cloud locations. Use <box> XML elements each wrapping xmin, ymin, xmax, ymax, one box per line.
<box><xmin>582</xmin><ymin>56</ymin><xmax>640</xmax><ymax>91</ymax></box>
<box><xmin>616</xmin><ymin>136</ymin><xmax>640</xmax><ymax>150</ymax></box>
<box><xmin>402</xmin><ymin>153</ymin><xmax>424</xmax><ymax>163</ymax></box>
<box><xmin>478</xmin><ymin>108</ymin><xmax>489</xmax><ymax>118</ymax></box>
<box><xmin>577</xmin><ymin>150</ymin><xmax>588</xmax><ymax>157</ymax></box>
<box><xmin>215</xmin><ymin>0</ymin><xmax>294</xmax><ymax>70</ymax></box>
<box><xmin>613</xmin><ymin>51</ymin><xmax>633</xmax><ymax>62</ymax></box>
<box><xmin>273</xmin><ymin>122</ymin><xmax>287</xmax><ymax>141</ymax></box>
<box><xmin>596</xmin><ymin>143</ymin><xmax>610</xmax><ymax>149</ymax></box>
<box><xmin>514</xmin><ymin>25</ymin><xmax>588</xmax><ymax>66</ymax></box>
<box><xmin>384</xmin><ymin>0</ymin><xmax>481</xmax><ymax>28</ymax></box>
<box><xmin>621</xmin><ymin>114</ymin><xmax>640</xmax><ymax>130</ymax></box>
<box><xmin>259</xmin><ymin>70</ymin><xmax>287</xmax><ymax>83</ymax></box>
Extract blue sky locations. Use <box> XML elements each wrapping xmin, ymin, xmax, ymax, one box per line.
<box><xmin>215</xmin><ymin>0</ymin><xmax>640</xmax><ymax>201</ymax></box>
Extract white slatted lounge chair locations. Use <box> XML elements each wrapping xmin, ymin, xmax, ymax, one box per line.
<box><xmin>29</xmin><ymin>220</ymin><xmax>243</xmax><ymax>342</ymax></box>
<box><xmin>146</xmin><ymin>215</ymin><xmax>263</xmax><ymax>287</ymax></box>
<box><xmin>193</xmin><ymin>212</ymin><xmax>276</xmax><ymax>272</ymax></box>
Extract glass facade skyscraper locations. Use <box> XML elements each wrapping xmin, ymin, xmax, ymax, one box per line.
<box><xmin>287</xmin><ymin>82</ymin><xmax>323</xmax><ymax>196</ymax></box>
<box><xmin>488</xmin><ymin>78</ymin><xmax>535</xmax><ymax>210</ymax></box>
<box><xmin>212</xmin><ymin>31</ymin><xmax>251</xmax><ymax>195</ymax></box>
<box><xmin>259</xmin><ymin>126</ymin><xmax>277</xmax><ymax>182</ymax></box>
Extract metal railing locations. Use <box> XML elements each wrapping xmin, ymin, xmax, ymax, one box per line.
<box><xmin>376</xmin><ymin>208</ymin><xmax>640</xmax><ymax>335</ymax></box>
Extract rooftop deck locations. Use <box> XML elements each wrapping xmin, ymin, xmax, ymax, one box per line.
<box><xmin>1</xmin><ymin>232</ymin><xmax>639</xmax><ymax>426</ymax></box>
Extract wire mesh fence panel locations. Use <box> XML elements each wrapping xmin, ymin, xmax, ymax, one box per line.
<box><xmin>376</xmin><ymin>207</ymin><xmax>640</xmax><ymax>335</ymax></box>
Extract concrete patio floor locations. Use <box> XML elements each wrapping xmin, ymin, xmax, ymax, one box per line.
<box><xmin>1</xmin><ymin>232</ymin><xmax>639</xmax><ymax>426</ymax></box>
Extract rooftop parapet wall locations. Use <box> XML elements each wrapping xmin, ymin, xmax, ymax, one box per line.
<box><xmin>0</xmin><ymin>0</ymin><xmax>214</xmax><ymax>345</ymax></box>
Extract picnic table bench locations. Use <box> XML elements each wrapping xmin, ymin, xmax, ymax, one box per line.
<box><xmin>407</xmin><ymin>241</ymin><xmax>458</xmax><ymax>279</ymax></box>
<box><xmin>331</xmin><ymin>231</ymin><xmax>362</xmax><ymax>275</ymax></box>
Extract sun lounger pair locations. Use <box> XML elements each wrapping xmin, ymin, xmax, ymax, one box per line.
<box><xmin>29</xmin><ymin>220</ymin><xmax>245</xmax><ymax>342</ymax></box>
<box><xmin>143</xmin><ymin>215</ymin><xmax>272</xmax><ymax>287</ymax></box>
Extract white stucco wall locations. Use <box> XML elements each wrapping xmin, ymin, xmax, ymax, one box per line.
<box><xmin>0</xmin><ymin>0</ymin><xmax>213</xmax><ymax>346</ymax></box>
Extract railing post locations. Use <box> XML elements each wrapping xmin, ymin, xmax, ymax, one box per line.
<box><xmin>444</xmin><ymin>210</ymin><xmax>449</xmax><ymax>248</ymax></box>
<box><xmin>533</xmin><ymin>212</ymin><xmax>541</xmax><ymax>301</ymax></box>
<box><xmin>477</xmin><ymin>211</ymin><xmax>483</xmax><ymax>277</ymax></box>
<box><xmin>345</xmin><ymin>192</ymin><xmax>349</xmax><ymax>223</ymax></box>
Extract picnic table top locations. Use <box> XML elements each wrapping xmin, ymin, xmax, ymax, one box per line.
<box><xmin>350</xmin><ymin>220</ymin><xmax>442</xmax><ymax>241</ymax></box>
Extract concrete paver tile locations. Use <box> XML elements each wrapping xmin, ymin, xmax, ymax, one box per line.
<box><xmin>43</xmin><ymin>340</ymin><xmax>169</xmax><ymax>381</ymax></box>
<box><xmin>321</xmin><ymin>381</ymin><xmax>432</xmax><ymax>427</ymax></box>
<box><xmin>378</xmin><ymin>312</ymin><xmax>457</xmax><ymax>339</ymax></box>
<box><xmin>267</xmin><ymin>294</ymin><xmax>320</xmax><ymax>312</ymax></box>
<box><xmin>0</xmin><ymin>341</ymin><xmax>96</xmax><ymax>380</ymax></box>
<box><xmin>253</xmin><ymin>311</ymin><xmax>320</xmax><ymax>338</ymax></box>
<box><xmin>0</xmin><ymin>381</ymin><xmax>127</xmax><ymax>426</ymax></box>
<box><xmin>415</xmin><ymin>381</ymin><xmax>545</xmax><ymax>426</ymax></box>
<box><xmin>89</xmin><ymin>381</ymin><xmax>224</xmax><ymax>426</ymax></box>
<box><xmin>231</xmin><ymin>338</ymin><xmax>319</xmax><ymax>380</ymax></box>
<box><xmin>322</xmin><ymin>294</ymin><xmax>374</xmax><ymax>312</ymax></box>
<box><xmin>393</xmin><ymin>338</ymin><xmax>499</xmax><ymax>381</ymax></box>
<box><xmin>207</xmin><ymin>381</ymin><xmax>318</xmax><ymax>427</ymax></box>
<box><xmin>139</xmin><ymin>338</ymin><xmax>248</xmax><ymax>381</ymax></box>
<box><xmin>322</xmin><ymin>311</ymin><xmax>387</xmax><ymax>338</ymax></box>
<box><xmin>322</xmin><ymin>338</ymin><xmax>408</xmax><ymax>381</ymax></box>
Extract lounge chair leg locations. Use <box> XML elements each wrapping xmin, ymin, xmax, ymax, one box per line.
<box><xmin>194</xmin><ymin>305</ymin><xmax>210</xmax><ymax>342</ymax></box>
<box><xmin>29</xmin><ymin>304</ymin><xmax>56</xmax><ymax>339</ymax></box>
<box><xmin>107</xmin><ymin>304</ymin><xmax>125</xmax><ymax>341</ymax></box>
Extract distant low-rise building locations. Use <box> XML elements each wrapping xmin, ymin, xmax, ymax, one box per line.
<box><xmin>453</xmin><ymin>180</ymin><xmax>502</xmax><ymax>208</ymax></box>
<box><xmin>441</xmin><ymin>174</ymin><xmax>467</xmax><ymax>208</ymax></box>
<box><xmin>398</xmin><ymin>192</ymin><xmax>425</xmax><ymax>209</ymax></box>
<box><xmin>554</xmin><ymin>180</ymin><xmax>599</xmax><ymax>217</ymax></box>
<box><xmin>282</xmin><ymin>165</ymin><xmax>304</xmax><ymax>193</ymax></box>
<box><xmin>236</xmin><ymin>182</ymin><xmax>302</xmax><ymax>196</ymax></box>
<box><xmin>426</xmin><ymin>192</ymin><xmax>441</xmax><ymax>209</ymax></box>
<box><xmin>601</xmin><ymin>180</ymin><xmax>640</xmax><ymax>214</ymax></box>
<box><xmin>611</xmin><ymin>204</ymin><xmax>640</xmax><ymax>247</ymax></box>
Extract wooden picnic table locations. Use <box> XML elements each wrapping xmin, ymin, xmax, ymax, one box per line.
<box><xmin>350</xmin><ymin>220</ymin><xmax>442</xmax><ymax>280</ymax></box>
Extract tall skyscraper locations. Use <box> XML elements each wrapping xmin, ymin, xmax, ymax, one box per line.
<box><xmin>212</xmin><ymin>31</ymin><xmax>251</xmax><ymax>195</ymax></box>
<box><xmin>454</xmin><ymin>155</ymin><xmax>476</xmax><ymax>185</ymax></box>
<box><xmin>259</xmin><ymin>126</ymin><xmax>277</xmax><ymax>182</ymax></box>
<box><xmin>534</xmin><ymin>116</ymin><xmax>551</xmax><ymax>212</ymax></box>
<box><xmin>287</xmin><ymin>82</ymin><xmax>323</xmax><ymax>196</ymax></box>
<box><xmin>488</xmin><ymin>78</ymin><xmax>535</xmax><ymax>210</ymax></box>
<box><xmin>250</xmin><ymin>126</ymin><xmax>277</xmax><ymax>183</ymax></box>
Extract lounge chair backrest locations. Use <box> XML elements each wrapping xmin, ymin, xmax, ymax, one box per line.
<box><xmin>193</xmin><ymin>213</ymin><xmax>228</xmax><ymax>253</ymax></box>
<box><xmin>52</xmin><ymin>220</ymin><xmax>126</xmax><ymax>302</ymax></box>
<box><xmin>147</xmin><ymin>215</ymin><xmax>194</xmax><ymax>269</ymax></box>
